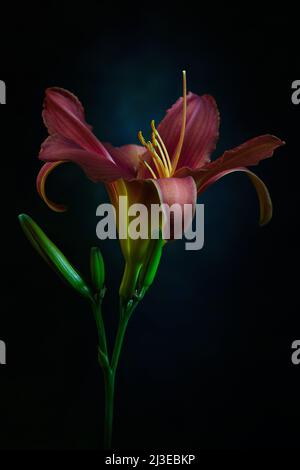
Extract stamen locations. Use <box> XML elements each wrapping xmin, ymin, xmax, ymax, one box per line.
<box><xmin>143</xmin><ymin>160</ymin><xmax>157</xmax><ymax>179</ymax></box>
<box><xmin>151</xmin><ymin>130</ymin><xmax>170</xmax><ymax>176</ymax></box>
<box><xmin>152</xmin><ymin>131</ymin><xmax>157</xmax><ymax>147</ymax></box>
<box><xmin>138</xmin><ymin>131</ymin><xmax>147</xmax><ymax>147</ymax></box>
<box><xmin>171</xmin><ymin>70</ymin><xmax>187</xmax><ymax>174</ymax></box>
<box><xmin>147</xmin><ymin>142</ymin><xmax>166</xmax><ymax>178</ymax></box>
<box><xmin>138</xmin><ymin>121</ymin><xmax>174</xmax><ymax>178</ymax></box>
<box><xmin>153</xmin><ymin>139</ymin><xmax>170</xmax><ymax>177</ymax></box>
<box><xmin>151</xmin><ymin>120</ymin><xmax>172</xmax><ymax>175</ymax></box>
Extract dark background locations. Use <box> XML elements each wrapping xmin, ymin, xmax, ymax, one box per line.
<box><xmin>0</xmin><ymin>2</ymin><xmax>299</xmax><ymax>450</ymax></box>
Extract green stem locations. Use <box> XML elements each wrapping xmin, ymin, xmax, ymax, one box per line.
<box><xmin>91</xmin><ymin>294</ymin><xmax>108</xmax><ymax>359</ymax></box>
<box><xmin>103</xmin><ymin>367</ymin><xmax>115</xmax><ymax>449</ymax></box>
<box><xmin>103</xmin><ymin>300</ymin><xmax>139</xmax><ymax>448</ymax></box>
<box><xmin>91</xmin><ymin>293</ymin><xmax>140</xmax><ymax>449</ymax></box>
<box><xmin>111</xmin><ymin>305</ymin><xmax>131</xmax><ymax>374</ymax></box>
<box><xmin>90</xmin><ymin>294</ymin><xmax>114</xmax><ymax>448</ymax></box>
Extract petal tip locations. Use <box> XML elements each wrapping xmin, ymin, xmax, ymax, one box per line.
<box><xmin>36</xmin><ymin>161</ymin><xmax>67</xmax><ymax>213</ymax></box>
<box><xmin>259</xmin><ymin>206</ymin><xmax>273</xmax><ymax>227</ymax></box>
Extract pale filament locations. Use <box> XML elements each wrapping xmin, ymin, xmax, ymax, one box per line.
<box><xmin>148</xmin><ymin>141</ymin><xmax>167</xmax><ymax>177</ymax></box>
<box><xmin>151</xmin><ymin>121</ymin><xmax>172</xmax><ymax>175</ymax></box>
<box><xmin>143</xmin><ymin>159</ymin><xmax>157</xmax><ymax>179</ymax></box>
<box><xmin>138</xmin><ymin>131</ymin><xmax>168</xmax><ymax>179</ymax></box>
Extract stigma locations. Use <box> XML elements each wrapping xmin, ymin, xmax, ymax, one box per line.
<box><xmin>138</xmin><ymin>70</ymin><xmax>187</xmax><ymax>179</ymax></box>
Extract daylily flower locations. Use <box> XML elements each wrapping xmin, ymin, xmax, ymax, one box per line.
<box><xmin>36</xmin><ymin>72</ymin><xmax>284</xmax><ymax>297</ymax></box>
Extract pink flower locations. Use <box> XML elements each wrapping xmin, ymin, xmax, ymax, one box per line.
<box><xmin>37</xmin><ymin>72</ymin><xmax>284</xmax><ymax>230</ymax></box>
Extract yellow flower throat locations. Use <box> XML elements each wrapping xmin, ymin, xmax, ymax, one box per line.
<box><xmin>138</xmin><ymin>70</ymin><xmax>187</xmax><ymax>179</ymax></box>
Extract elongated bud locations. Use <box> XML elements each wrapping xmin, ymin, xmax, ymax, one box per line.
<box><xmin>18</xmin><ymin>213</ymin><xmax>92</xmax><ymax>299</ymax></box>
<box><xmin>90</xmin><ymin>247</ymin><xmax>105</xmax><ymax>292</ymax></box>
<box><xmin>138</xmin><ymin>235</ymin><xmax>163</xmax><ymax>291</ymax></box>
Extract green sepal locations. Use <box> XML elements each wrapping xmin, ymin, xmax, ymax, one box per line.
<box><xmin>119</xmin><ymin>261</ymin><xmax>142</xmax><ymax>301</ymax></box>
<box><xmin>138</xmin><ymin>233</ymin><xmax>163</xmax><ymax>290</ymax></box>
<box><xmin>90</xmin><ymin>247</ymin><xmax>105</xmax><ymax>292</ymax></box>
<box><xmin>18</xmin><ymin>213</ymin><xmax>92</xmax><ymax>299</ymax></box>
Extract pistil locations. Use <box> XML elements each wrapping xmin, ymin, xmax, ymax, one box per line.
<box><xmin>138</xmin><ymin>70</ymin><xmax>187</xmax><ymax>179</ymax></box>
<box><xmin>171</xmin><ymin>70</ymin><xmax>187</xmax><ymax>175</ymax></box>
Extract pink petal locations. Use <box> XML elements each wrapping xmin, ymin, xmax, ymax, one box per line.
<box><xmin>200</xmin><ymin>135</ymin><xmax>284</xmax><ymax>185</ymax></box>
<box><xmin>102</xmin><ymin>143</ymin><xmax>146</xmax><ymax>179</ymax></box>
<box><xmin>39</xmin><ymin>134</ymin><xmax>127</xmax><ymax>182</ymax></box>
<box><xmin>176</xmin><ymin>135</ymin><xmax>284</xmax><ymax>190</ymax></box>
<box><xmin>174</xmin><ymin>134</ymin><xmax>284</xmax><ymax>225</ymax></box>
<box><xmin>136</xmin><ymin>149</ymin><xmax>157</xmax><ymax>180</ymax></box>
<box><xmin>153</xmin><ymin>176</ymin><xmax>197</xmax><ymax>239</ymax></box>
<box><xmin>157</xmin><ymin>92</ymin><xmax>220</xmax><ymax>170</ymax></box>
<box><xmin>43</xmin><ymin>87</ymin><xmax>113</xmax><ymax>160</ymax></box>
<box><xmin>203</xmin><ymin>167</ymin><xmax>273</xmax><ymax>226</ymax></box>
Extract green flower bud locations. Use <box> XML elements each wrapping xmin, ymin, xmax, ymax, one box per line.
<box><xmin>90</xmin><ymin>247</ymin><xmax>105</xmax><ymax>293</ymax></box>
<box><xmin>18</xmin><ymin>213</ymin><xmax>92</xmax><ymax>299</ymax></box>
<box><xmin>138</xmin><ymin>235</ymin><xmax>163</xmax><ymax>291</ymax></box>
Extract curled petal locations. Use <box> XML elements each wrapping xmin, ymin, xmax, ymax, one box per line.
<box><xmin>246</xmin><ymin>170</ymin><xmax>273</xmax><ymax>226</ymax></box>
<box><xmin>199</xmin><ymin>135</ymin><xmax>285</xmax><ymax>180</ymax></box>
<box><xmin>43</xmin><ymin>87</ymin><xmax>113</xmax><ymax>160</ymax></box>
<box><xmin>175</xmin><ymin>135</ymin><xmax>284</xmax><ymax>225</ymax></box>
<box><xmin>36</xmin><ymin>161</ymin><xmax>67</xmax><ymax>212</ymax></box>
<box><xmin>157</xmin><ymin>92</ymin><xmax>220</xmax><ymax>170</ymax></box>
<box><xmin>39</xmin><ymin>134</ymin><xmax>127</xmax><ymax>182</ymax></box>
<box><xmin>202</xmin><ymin>167</ymin><xmax>273</xmax><ymax>226</ymax></box>
<box><xmin>176</xmin><ymin>134</ymin><xmax>284</xmax><ymax>190</ymax></box>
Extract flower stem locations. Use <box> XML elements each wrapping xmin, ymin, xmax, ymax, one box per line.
<box><xmin>90</xmin><ymin>294</ymin><xmax>113</xmax><ymax>448</ymax></box>
<box><xmin>103</xmin><ymin>299</ymin><xmax>139</xmax><ymax>448</ymax></box>
<box><xmin>91</xmin><ymin>293</ymin><xmax>141</xmax><ymax>449</ymax></box>
<box><xmin>91</xmin><ymin>293</ymin><xmax>108</xmax><ymax>360</ymax></box>
<box><xmin>111</xmin><ymin>305</ymin><xmax>132</xmax><ymax>374</ymax></box>
<box><xmin>103</xmin><ymin>367</ymin><xmax>115</xmax><ymax>449</ymax></box>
